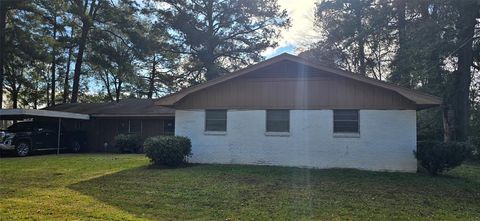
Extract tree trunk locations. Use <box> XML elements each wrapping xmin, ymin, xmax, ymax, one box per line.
<box><xmin>358</xmin><ymin>39</ymin><xmax>366</xmax><ymax>75</ymax></box>
<box><xmin>71</xmin><ymin>0</ymin><xmax>97</xmax><ymax>103</ymax></box>
<box><xmin>204</xmin><ymin>0</ymin><xmax>218</xmax><ymax>80</ymax></box>
<box><xmin>354</xmin><ymin>6</ymin><xmax>366</xmax><ymax>75</ymax></box>
<box><xmin>453</xmin><ymin>0</ymin><xmax>478</xmax><ymax>141</ymax></box>
<box><xmin>396</xmin><ymin>0</ymin><xmax>406</xmax><ymax>48</ymax></box>
<box><xmin>33</xmin><ymin>83</ymin><xmax>38</xmax><ymax>109</ymax></box>
<box><xmin>389</xmin><ymin>0</ymin><xmax>407</xmax><ymax>85</ymax></box>
<box><xmin>100</xmin><ymin>71</ymin><xmax>114</xmax><ymax>102</ymax></box>
<box><xmin>205</xmin><ymin>61</ymin><xmax>218</xmax><ymax>80</ymax></box>
<box><xmin>7</xmin><ymin>72</ymin><xmax>19</xmax><ymax>109</ymax></box>
<box><xmin>70</xmin><ymin>18</ymin><xmax>90</xmax><ymax>103</ymax></box>
<box><xmin>46</xmin><ymin>81</ymin><xmax>50</xmax><ymax>107</ymax></box>
<box><xmin>0</xmin><ymin>7</ymin><xmax>7</xmax><ymax>109</ymax></box>
<box><xmin>442</xmin><ymin>104</ymin><xmax>452</xmax><ymax>142</ymax></box>
<box><xmin>11</xmin><ymin>87</ymin><xmax>17</xmax><ymax>109</ymax></box>
<box><xmin>63</xmin><ymin>46</ymin><xmax>72</xmax><ymax>103</ymax></box>
<box><xmin>50</xmin><ymin>17</ymin><xmax>57</xmax><ymax>106</ymax></box>
<box><xmin>115</xmin><ymin>80</ymin><xmax>122</xmax><ymax>103</ymax></box>
<box><xmin>147</xmin><ymin>55</ymin><xmax>156</xmax><ymax>99</ymax></box>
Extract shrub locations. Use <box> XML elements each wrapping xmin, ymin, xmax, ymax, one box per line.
<box><xmin>114</xmin><ymin>134</ymin><xmax>144</xmax><ymax>153</ymax></box>
<box><xmin>469</xmin><ymin>138</ymin><xmax>480</xmax><ymax>161</ymax></box>
<box><xmin>414</xmin><ymin>141</ymin><xmax>471</xmax><ymax>175</ymax></box>
<box><xmin>144</xmin><ymin>136</ymin><xmax>192</xmax><ymax>166</ymax></box>
<box><xmin>473</xmin><ymin>147</ymin><xmax>480</xmax><ymax>161</ymax></box>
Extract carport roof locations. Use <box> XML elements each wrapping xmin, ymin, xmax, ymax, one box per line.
<box><xmin>0</xmin><ymin>109</ymin><xmax>90</xmax><ymax>120</ymax></box>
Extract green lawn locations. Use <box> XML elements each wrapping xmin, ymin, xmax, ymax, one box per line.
<box><xmin>0</xmin><ymin>154</ymin><xmax>479</xmax><ymax>220</ymax></box>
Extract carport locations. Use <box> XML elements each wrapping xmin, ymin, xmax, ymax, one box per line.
<box><xmin>0</xmin><ymin>109</ymin><xmax>90</xmax><ymax>154</ymax></box>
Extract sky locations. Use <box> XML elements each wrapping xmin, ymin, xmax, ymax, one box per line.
<box><xmin>263</xmin><ymin>0</ymin><xmax>319</xmax><ymax>58</ymax></box>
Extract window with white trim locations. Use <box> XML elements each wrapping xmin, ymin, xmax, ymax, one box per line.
<box><xmin>333</xmin><ymin>110</ymin><xmax>359</xmax><ymax>133</ymax></box>
<box><xmin>205</xmin><ymin>110</ymin><xmax>227</xmax><ymax>132</ymax></box>
<box><xmin>266</xmin><ymin>110</ymin><xmax>290</xmax><ymax>132</ymax></box>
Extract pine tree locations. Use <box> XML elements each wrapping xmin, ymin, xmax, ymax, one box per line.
<box><xmin>157</xmin><ymin>0</ymin><xmax>290</xmax><ymax>81</ymax></box>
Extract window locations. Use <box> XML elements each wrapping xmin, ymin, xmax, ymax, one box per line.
<box><xmin>118</xmin><ymin>120</ymin><xmax>142</xmax><ymax>134</ymax></box>
<box><xmin>266</xmin><ymin>110</ymin><xmax>290</xmax><ymax>132</ymax></box>
<box><xmin>7</xmin><ymin>122</ymin><xmax>33</xmax><ymax>132</ymax></box>
<box><xmin>333</xmin><ymin>110</ymin><xmax>359</xmax><ymax>133</ymax></box>
<box><xmin>205</xmin><ymin>110</ymin><xmax>227</xmax><ymax>132</ymax></box>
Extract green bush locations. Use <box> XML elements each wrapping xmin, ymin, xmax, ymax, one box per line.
<box><xmin>469</xmin><ymin>137</ymin><xmax>480</xmax><ymax>161</ymax></box>
<box><xmin>144</xmin><ymin>136</ymin><xmax>192</xmax><ymax>166</ymax></box>
<box><xmin>114</xmin><ymin>134</ymin><xmax>144</xmax><ymax>153</ymax></box>
<box><xmin>473</xmin><ymin>147</ymin><xmax>480</xmax><ymax>161</ymax></box>
<box><xmin>414</xmin><ymin>141</ymin><xmax>471</xmax><ymax>175</ymax></box>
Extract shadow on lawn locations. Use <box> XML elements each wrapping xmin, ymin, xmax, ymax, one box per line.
<box><xmin>68</xmin><ymin>164</ymin><xmax>480</xmax><ymax>220</ymax></box>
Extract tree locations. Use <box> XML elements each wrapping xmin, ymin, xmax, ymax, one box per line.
<box><xmin>69</xmin><ymin>0</ymin><xmax>161</xmax><ymax>103</ymax></box>
<box><xmin>387</xmin><ymin>1</ymin><xmax>457</xmax><ymax>141</ymax></box>
<box><xmin>87</xmin><ymin>34</ymin><xmax>138</xmax><ymax>102</ymax></box>
<box><xmin>69</xmin><ymin>0</ymin><xmax>102</xmax><ymax>103</ymax></box>
<box><xmin>4</xmin><ymin>65</ymin><xmax>26</xmax><ymax>109</ymax></box>
<box><xmin>2</xmin><ymin>0</ymin><xmax>51</xmax><ymax>109</ymax></box>
<box><xmin>388</xmin><ymin>0</ymin><xmax>479</xmax><ymax>142</ymax></box>
<box><xmin>0</xmin><ymin>0</ymin><xmax>32</xmax><ymax>108</ymax></box>
<box><xmin>84</xmin><ymin>0</ymin><xmax>158</xmax><ymax>102</ymax></box>
<box><xmin>312</xmin><ymin>0</ymin><xmax>395</xmax><ymax>79</ymax></box>
<box><xmin>453</xmin><ymin>0</ymin><xmax>479</xmax><ymax>141</ymax></box>
<box><xmin>62</xmin><ymin>28</ymin><xmax>75</xmax><ymax>103</ymax></box>
<box><xmin>158</xmin><ymin>0</ymin><xmax>290</xmax><ymax>81</ymax></box>
<box><xmin>309</xmin><ymin>0</ymin><xmax>480</xmax><ymax>143</ymax></box>
<box><xmin>36</xmin><ymin>0</ymin><xmax>69</xmax><ymax>106</ymax></box>
<box><xmin>132</xmin><ymin>17</ymin><xmax>180</xmax><ymax>98</ymax></box>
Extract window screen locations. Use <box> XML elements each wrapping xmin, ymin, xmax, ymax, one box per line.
<box><xmin>266</xmin><ymin>110</ymin><xmax>290</xmax><ymax>132</ymax></box>
<box><xmin>333</xmin><ymin>110</ymin><xmax>359</xmax><ymax>133</ymax></box>
<box><xmin>205</xmin><ymin>110</ymin><xmax>227</xmax><ymax>131</ymax></box>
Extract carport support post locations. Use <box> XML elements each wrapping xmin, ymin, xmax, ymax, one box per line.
<box><xmin>57</xmin><ymin>118</ymin><xmax>61</xmax><ymax>155</ymax></box>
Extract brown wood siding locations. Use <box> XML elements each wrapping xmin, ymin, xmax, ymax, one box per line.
<box><xmin>80</xmin><ymin>117</ymin><xmax>174</xmax><ymax>152</ymax></box>
<box><xmin>175</xmin><ymin>63</ymin><xmax>416</xmax><ymax>110</ymax></box>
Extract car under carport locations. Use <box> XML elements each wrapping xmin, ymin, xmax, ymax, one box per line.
<box><xmin>0</xmin><ymin>109</ymin><xmax>89</xmax><ymax>156</ymax></box>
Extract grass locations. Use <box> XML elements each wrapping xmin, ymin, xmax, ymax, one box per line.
<box><xmin>0</xmin><ymin>154</ymin><xmax>479</xmax><ymax>220</ymax></box>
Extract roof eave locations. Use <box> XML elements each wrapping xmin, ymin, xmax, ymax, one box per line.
<box><xmin>416</xmin><ymin>103</ymin><xmax>442</xmax><ymax>110</ymax></box>
<box><xmin>90</xmin><ymin>114</ymin><xmax>175</xmax><ymax>118</ymax></box>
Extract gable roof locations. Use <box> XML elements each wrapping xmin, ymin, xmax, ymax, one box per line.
<box><xmin>45</xmin><ymin>99</ymin><xmax>175</xmax><ymax>117</ymax></box>
<box><xmin>156</xmin><ymin>53</ymin><xmax>442</xmax><ymax>109</ymax></box>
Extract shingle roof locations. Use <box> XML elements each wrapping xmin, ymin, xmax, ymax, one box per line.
<box><xmin>45</xmin><ymin>99</ymin><xmax>175</xmax><ymax>117</ymax></box>
<box><xmin>156</xmin><ymin>53</ymin><xmax>442</xmax><ymax>109</ymax></box>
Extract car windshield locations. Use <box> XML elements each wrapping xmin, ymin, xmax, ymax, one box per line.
<box><xmin>7</xmin><ymin>122</ymin><xmax>33</xmax><ymax>132</ymax></box>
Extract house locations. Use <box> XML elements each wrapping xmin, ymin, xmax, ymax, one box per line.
<box><xmin>43</xmin><ymin>53</ymin><xmax>441</xmax><ymax>172</ymax></box>
<box><xmin>46</xmin><ymin>99</ymin><xmax>175</xmax><ymax>151</ymax></box>
<box><xmin>155</xmin><ymin>53</ymin><xmax>442</xmax><ymax>172</ymax></box>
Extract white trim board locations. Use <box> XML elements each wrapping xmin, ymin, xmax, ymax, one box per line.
<box><xmin>0</xmin><ymin>109</ymin><xmax>90</xmax><ymax>120</ymax></box>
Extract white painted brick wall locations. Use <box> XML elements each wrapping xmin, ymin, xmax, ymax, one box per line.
<box><xmin>175</xmin><ymin>109</ymin><xmax>417</xmax><ymax>172</ymax></box>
